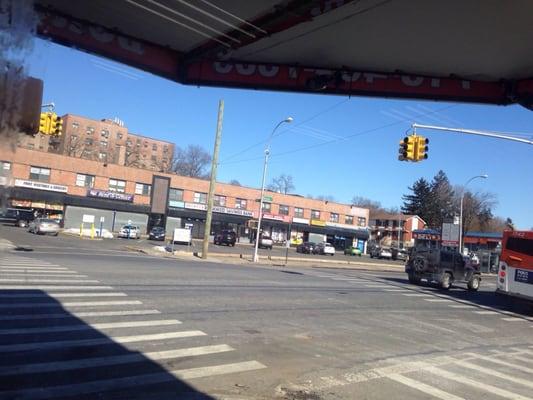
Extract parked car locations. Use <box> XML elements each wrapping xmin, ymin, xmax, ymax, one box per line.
<box><xmin>118</xmin><ymin>225</ymin><xmax>141</xmax><ymax>239</ymax></box>
<box><xmin>344</xmin><ymin>246</ymin><xmax>362</xmax><ymax>256</ymax></box>
<box><xmin>214</xmin><ymin>230</ymin><xmax>237</xmax><ymax>246</ymax></box>
<box><xmin>258</xmin><ymin>233</ymin><xmax>273</xmax><ymax>250</ymax></box>
<box><xmin>313</xmin><ymin>242</ymin><xmax>335</xmax><ymax>256</ymax></box>
<box><xmin>296</xmin><ymin>242</ymin><xmax>315</xmax><ymax>254</ymax></box>
<box><xmin>370</xmin><ymin>246</ymin><xmax>393</xmax><ymax>259</ymax></box>
<box><xmin>148</xmin><ymin>226</ymin><xmax>166</xmax><ymax>241</ymax></box>
<box><xmin>0</xmin><ymin>208</ymin><xmax>35</xmax><ymax>227</ymax></box>
<box><xmin>391</xmin><ymin>248</ymin><xmax>408</xmax><ymax>261</ymax></box>
<box><xmin>28</xmin><ymin>218</ymin><xmax>60</xmax><ymax>236</ymax></box>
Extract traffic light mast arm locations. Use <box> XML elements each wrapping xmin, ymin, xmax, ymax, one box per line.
<box><xmin>412</xmin><ymin>123</ymin><xmax>533</xmax><ymax>145</ymax></box>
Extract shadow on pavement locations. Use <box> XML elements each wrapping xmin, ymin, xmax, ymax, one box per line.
<box><xmin>0</xmin><ymin>289</ymin><xmax>215</xmax><ymax>400</ymax></box>
<box><xmin>381</xmin><ymin>276</ymin><xmax>533</xmax><ymax>318</ymax></box>
<box><xmin>14</xmin><ymin>246</ymin><xmax>34</xmax><ymax>251</ymax></box>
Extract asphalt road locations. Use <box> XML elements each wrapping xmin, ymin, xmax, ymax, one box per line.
<box><xmin>1</xmin><ymin>226</ymin><xmax>532</xmax><ymax>400</ymax></box>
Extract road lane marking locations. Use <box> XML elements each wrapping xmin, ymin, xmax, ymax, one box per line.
<box><xmin>0</xmin><ymin>278</ymin><xmax>99</xmax><ymax>283</ymax></box>
<box><xmin>0</xmin><ymin>319</ymin><xmax>182</xmax><ymax>335</ymax></box>
<box><xmin>474</xmin><ymin>311</ymin><xmax>499</xmax><ymax>315</ymax></box>
<box><xmin>402</xmin><ymin>293</ymin><xmax>430</xmax><ymax>297</ymax></box>
<box><xmin>425</xmin><ymin>366</ymin><xmax>533</xmax><ymax>400</ymax></box>
<box><xmin>364</xmin><ymin>284</ymin><xmax>391</xmax><ymax>288</ymax></box>
<box><xmin>0</xmin><ymin>300</ymin><xmax>142</xmax><ymax>308</ymax></box>
<box><xmin>0</xmin><ymin>273</ymin><xmax>88</xmax><ymax>278</ymax></box>
<box><xmin>0</xmin><ymin>285</ymin><xmax>113</xmax><ymax>290</ymax></box>
<box><xmin>383</xmin><ymin>289</ymin><xmax>406</xmax><ymax>292</ymax></box>
<box><xmin>0</xmin><ymin>270</ymin><xmax>78</xmax><ymax>274</ymax></box>
<box><xmin>424</xmin><ymin>298</ymin><xmax>452</xmax><ymax>303</ymax></box>
<box><xmin>1</xmin><ymin>360</ymin><xmax>265</xmax><ymax>399</ymax></box>
<box><xmin>0</xmin><ymin>310</ymin><xmax>161</xmax><ymax>320</ymax></box>
<box><xmin>0</xmin><ymin>330</ymin><xmax>207</xmax><ymax>353</ymax></box>
<box><xmin>0</xmin><ymin>344</ymin><xmax>235</xmax><ymax>376</ymax></box>
<box><xmin>388</xmin><ymin>373</ymin><xmax>465</xmax><ymax>400</ymax></box>
<box><xmin>0</xmin><ymin>292</ymin><xmax>127</xmax><ymax>298</ymax></box>
<box><xmin>1</xmin><ymin>266</ymin><xmax>68</xmax><ymax>270</ymax></box>
<box><xmin>501</xmin><ymin>317</ymin><xmax>527</xmax><ymax>322</ymax></box>
<box><xmin>453</xmin><ymin>359</ymin><xmax>533</xmax><ymax>389</ymax></box>
<box><xmin>448</xmin><ymin>305</ymin><xmax>475</xmax><ymax>308</ymax></box>
<box><xmin>464</xmin><ymin>352</ymin><xmax>533</xmax><ymax>374</ymax></box>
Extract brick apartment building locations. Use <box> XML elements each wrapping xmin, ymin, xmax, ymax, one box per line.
<box><xmin>0</xmin><ymin>145</ymin><xmax>370</xmax><ymax>251</ymax></box>
<box><xmin>369</xmin><ymin>212</ymin><xmax>426</xmax><ymax>248</ymax></box>
<box><xmin>17</xmin><ymin>114</ymin><xmax>174</xmax><ymax>172</ymax></box>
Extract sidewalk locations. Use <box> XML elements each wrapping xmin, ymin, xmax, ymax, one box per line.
<box><xmin>0</xmin><ymin>238</ymin><xmax>15</xmax><ymax>251</ymax></box>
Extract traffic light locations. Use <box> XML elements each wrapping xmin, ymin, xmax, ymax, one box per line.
<box><xmin>49</xmin><ymin>113</ymin><xmax>63</xmax><ymax>136</ymax></box>
<box><xmin>398</xmin><ymin>135</ymin><xmax>416</xmax><ymax>161</ymax></box>
<box><xmin>415</xmin><ymin>135</ymin><xmax>429</xmax><ymax>161</ymax></box>
<box><xmin>39</xmin><ymin>112</ymin><xmax>51</xmax><ymax>135</ymax></box>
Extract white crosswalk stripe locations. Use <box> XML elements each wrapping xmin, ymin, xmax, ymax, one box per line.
<box><xmin>0</xmin><ymin>254</ymin><xmax>267</xmax><ymax>398</ymax></box>
<box><xmin>387</xmin><ymin>373</ymin><xmax>466</xmax><ymax>400</ymax></box>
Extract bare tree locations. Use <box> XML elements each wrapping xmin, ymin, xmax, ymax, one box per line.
<box><xmin>267</xmin><ymin>174</ymin><xmax>294</xmax><ymax>194</ymax></box>
<box><xmin>172</xmin><ymin>144</ymin><xmax>212</xmax><ymax>178</ymax></box>
<box><xmin>314</xmin><ymin>194</ymin><xmax>336</xmax><ymax>202</ymax></box>
<box><xmin>351</xmin><ymin>196</ymin><xmax>383</xmax><ymax>212</ymax></box>
<box><xmin>453</xmin><ymin>186</ymin><xmax>498</xmax><ymax>235</ymax></box>
<box><xmin>229</xmin><ymin>179</ymin><xmax>241</xmax><ymax>186</ymax></box>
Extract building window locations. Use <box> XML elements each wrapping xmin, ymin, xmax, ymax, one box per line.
<box><xmin>72</xmin><ymin>122</ymin><xmax>79</xmax><ymax>129</ymax></box>
<box><xmin>101</xmin><ymin>129</ymin><xmax>109</xmax><ymax>138</ymax></box>
<box><xmin>193</xmin><ymin>192</ymin><xmax>207</xmax><ymax>204</ymax></box>
<box><xmin>152</xmin><ymin>144</ymin><xmax>157</xmax><ymax>151</ymax></box>
<box><xmin>235</xmin><ymin>198</ymin><xmax>247</xmax><ymax>210</ymax></box>
<box><xmin>135</xmin><ymin>182</ymin><xmax>151</xmax><ymax>195</ymax></box>
<box><xmin>85</xmin><ymin>138</ymin><xmax>93</xmax><ymax>146</ymax></box>
<box><xmin>99</xmin><ymin>152</ymin><xmax>107</xmax><ymax>160</ymax></box>
<box><xmin>169</xmin><ymin>188</ymin><xmax>183</xmax><ymax>203</ymax></box>
<box><xmin>116</xmin><ymin>132</ymin><xmax>123</xmax><ymax>139</ymax></box>
<box><xmin>294</xmin><ymin>207</ymin><xmax>304</xmax><ymax>218</ymax></box>
<box><xmin>86</xmin><ymin>126</ymin><xmax>95</xmax><ymax>135</ymax></box>
<box><xmin>29</xmin><ymin>166</ymin><xmax>50</xmax><ymax>182</ymax></box>
<box><xmin>0</xmin><ymin>161</ymin><xmax>11</xmax><ymax>176</ymax></box>
<box><xmin>345</xmin><ymin>215</ymin><xmax>354</xmax><ymax>225</ymax></box>
<box><xmin>75</xmin><ymin>173</ymin><xmax>95</xmax><ymax>188</ymax></box>
<box><xmin>151</xmin><ymin>155</ymin><xmax>157</xmax><ymax>161</ymax></box>
<box><xmin>163</xmin><ymin>146</ymin><xmax>168</xmax><ymax>153</ymax></box>
<box><xmin>358</xmin><ymin>217</ymin><xmax>367</xmax><ymax>227</ymax></box>
<box><xmin>311</xmin><ymin>209</ymin><xmax>321</xmax><ymax>220</ymax></box>
<box><xmin>126</xmin><ymin>139</ymin><xmax>132</xmax><ymax>147</ymax></box>
<box><xmin>262</xmin><ymin>202</ymin><xmax>271</xmax><ymax>212</ymax></box>
<box><xmin>330</xmin><ymin>213</ymin><xmax>339</xmax><ymax>223</ymax></box>
<box><xmin>100</xmin><ymin>140</ymin><xmax>108</xmax><ymax>147</ymax></box>
<box><xmin>144</xmin><ymin>142</ymin><xmax>148</xmax><ymax>148</ymax></box>
<box><xmin>214</xmin><ymin>195</ymin><xmax>226</xmax><ymax>207</ymax></box>
<box><xmin>279</xmin><ymin>205</ymin><xmax>289</xmax><ymax>216</ymax></box>
<box><xmin>109</xmin><ymin>178</ymin><xmax>126</xmax><ymax>193</ymax></box>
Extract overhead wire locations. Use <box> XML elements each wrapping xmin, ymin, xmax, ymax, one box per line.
<box><xmin>195</xmin><ymin>0</ymin><xmax>267</xmax><ymax>34</ymax></box>
<box><xmin>124</xmin><ymin>0</ymin><xmax>232</xmax><ymax>47</ymax></box>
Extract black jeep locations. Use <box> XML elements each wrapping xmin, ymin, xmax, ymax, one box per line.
<box><xmin>405</xmin><ymin>246</ymin><xmax>481</xmax><ymax>291</ymax></box>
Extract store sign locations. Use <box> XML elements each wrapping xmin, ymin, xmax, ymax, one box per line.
<box><xmin>262</xmin><ymin>195</ymin><xmax>273</xmax><ymax>202</ymax></box>
<box><xmin>292</xmin><ymin>217</ymin><xmax>309</xmax><ymax>225</ymax></box>
<box><xmin>263</xmin><ymin>213</ymin><xmax>290</xmax><ymax>223</ymax></box>
<box><xmin>326</xmin><ymin>221</ymin><xmax>368</xmax><ymax>231</ymax></box>
<box><xmin>185</xmin><ymin>202</ymin><xmax>207</xmax><ymax>211</ymax></box>
<box><xmin>213</xmin><ymin>205</ymin><xmax>254</xmax><ymax>217</ymax></box>
<box><xmin>310</xmin><ymin>219</ymin><xmax>326</xmax><ymax>227</ymax></box>
<box><xmin>87</xmin><ymin>189</ymin><xmax>133</xmax><ymax>202</ymax></box>
<box><xmin>442</xmin><ymin>223</ymin><xmax>459</xmax><ymax>246</ymax></box>
<box><xmin>169</xmin><ymin>200</ymin><xmax>185</xmax><ymax>208</ymax></box>
<box><xmin>15</xmin><ymin>179</ymin><xmax>68</xmax><ymax>193</ymax></box>
<box><xmin>0</xmin><ymin>176</ymin><xmax>7</xmax><ymax>186</ymax></box>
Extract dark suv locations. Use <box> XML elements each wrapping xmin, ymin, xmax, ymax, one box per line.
<box><xmin>214</xmin><ymin>230</ymin><xmax>237</xmax><ymax>246</ymax></box>
<box><xmin>0</xmin><ymin>208</ymin><xmax>35</xmax><ymax>227</ymax></box>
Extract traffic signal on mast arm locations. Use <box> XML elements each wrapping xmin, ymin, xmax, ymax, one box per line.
<box><xmin>49</xmin><ymin>113</ymin><xmax>63</xmax><ymax>136</ymax></box>
<box><xmin>415</xmin><ymin>135</ymin><xmax>429</xmax><ymax>161</ymax></box>
<box><xmin>398</xmin><ymin>135</ymin><xmax>416</xmax><ymax>161</ymax></box>
<box><xmin>39</xmin><ymin>112</ymin><xmax>51</xmax><ymax>135</ymax></box>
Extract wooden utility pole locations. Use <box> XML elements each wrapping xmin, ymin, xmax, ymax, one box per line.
<box><xmin>202</xmin><ymin>100</ymin><xmax>224</xmax><ymax>259</ymax></box>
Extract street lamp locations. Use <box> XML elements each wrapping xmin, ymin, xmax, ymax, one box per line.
<box><xmin>253</xmin><ymin>117</ymin><xmax>293</xmax><ymax>262</ymax></box>
<box><xmin>459</xmin><ymin>174</ymin><xmax>488</xmax><ymax>254</ymax></box>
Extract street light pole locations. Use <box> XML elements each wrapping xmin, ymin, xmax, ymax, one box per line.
<box><xmin>253</xmin><ymin>117</ymin><xmax>293</xmax><ymax>263</ymax></box>
<box><xmin>459</xmin><ymin>174</ymin><xmax>488</xmax><ymax>254</ymax></box>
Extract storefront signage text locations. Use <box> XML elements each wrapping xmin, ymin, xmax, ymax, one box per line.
<box><xmin>15</xmin><ymin>179</ymin><xmax>68</xmax><ymax>193</ymax></box>
<box><xmin>292</xmin><ymin>217</ymin><xmax>310</xmax><ymax>225</ymax></box>
<box><xmin>184</xmin><ymin>202</ymin><xmax>207</xmax><ymax>211</ymax></box>
<box><xmin>169</xmin><ymin>200</ymin><xmax>185</xmax><ymax>208</ymax></box>
<box><xmin>213</xmin><ymin>206</ymin><xmax>254</xmax><ymax>217</ymax></box>
<box><xmin>87</xmin><ymin>189</ymin><xmax>134</xmax><ymax>202</ymax></box>
<box><xmin>263</xmin><ymin>213</ymin><xmax>290</xmax><ymax>222</ymax></box>
<box><xmin>326</xmin><ymin>221</ymin><xmax>368</xmax><ymax>231</ymax></box>
<box><xmin>310</xmin><ymin>219</ymin><xmax>326</xmax><ymax>227</ymax></box>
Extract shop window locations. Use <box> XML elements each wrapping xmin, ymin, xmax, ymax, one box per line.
<box><xmin>235</xmin><ymin>198</ymin><xmax>247</xmax><ymax>209</ymax></box>
<box><xmin>358</xmin><ymin>216</ymin><xmax>367</xmax><ymax>227</ymax></box>
<box><xmin>193</xmin><ymin>192</ymin><xmax>207</xmax><ymax>204</ymax></box>
<box><xmin>29</xmin><ymin>166</ymin><xmax>50</xmax><ymax>182</ymax></box>
<box><xmin>279</xmin><ymin>204</ymin><xmax>289</xmax><ymax>216</ymax></box>
<box><xmin>345</xmin><ymin>215</ymin><xmax>354</xmax><ymax>225</ymax></box>
<box><xmin>109</xmin><ymin>178</ymin><xmax>126</xmax><ymax>193</ymax></box>
<box><xmin>294</xmin><ymin>207</ymin><xmax>304</xmax><ymax>218</ymax></box>
<box><xmin>135</xmin><ymin>182</ymin><xmax>151</xmax><ymax>196</ymax></box>
<box><xmin>76</xmin><ymin>173</ymin><xmax>95</xmax><ymax>188</ymax></box>
<box><xmin>214</xmin><ymin>195</ymin><xmax>226</xmax><ymax>207</ymax></box>
<box><xmin>330</xmin><ymin>213</ymin><xmax>339</xmax><ymax>223</ymax></box>
<box><xmin>311</xmin><ymin>209</ymin><xmax>320</xmax><ymax>220</ymax></box>
<box><xmin>262</xmin><ymin>202</ymin><xmax>271</xmax><ymax>212</ymax></box>
<box><xmin>0</xmin><ymin>161</ymin><xmax>11</xmax><ymax>176</ymax></box>
<box><xmin>169</xmin><ymin>188</ymin><xmax>183</xmax><ymax>202</ymax></box>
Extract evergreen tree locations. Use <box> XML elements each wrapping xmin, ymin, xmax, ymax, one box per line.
<box><xmin>401</xmin><ymin>178</ymin><xmax>432</xmax><ymax>224</ymax></box>
<box><xmin>429</xmin><ymin>170</ymin><xmax>455</xmax><ymax>228</ymax></box>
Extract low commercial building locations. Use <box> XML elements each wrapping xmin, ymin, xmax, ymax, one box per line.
<box><xmin>369</xmin><ymin>212</ymin><xmax>426</xmax><ymax>248</ymax></box>
<box><xmin>0</xmin><ymin>146</ymin><xmax>370</xmax><ymax>249</ymax></box>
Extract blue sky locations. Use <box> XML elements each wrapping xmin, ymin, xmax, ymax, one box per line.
<box><xmin>28</xmin><ymin>39</ymin><xmax>533</xmax><ymax>229</ymax></box>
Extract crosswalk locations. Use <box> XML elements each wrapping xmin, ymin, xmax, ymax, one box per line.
<box><xmin>0</xmin><ymin>254</ymin><xmax>266</xmax><ymax>399</ymax></box>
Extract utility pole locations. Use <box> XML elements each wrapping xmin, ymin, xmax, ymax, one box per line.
<box><xmin>202</xmin><ymin>100</ymin><xmax>224</xmax><ymax>259</ymax></box>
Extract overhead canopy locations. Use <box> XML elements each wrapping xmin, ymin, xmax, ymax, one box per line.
<box><xmin>35</xmin><ymin>0</ymin><xmax>533</xmax><ymax>107</ymax></box>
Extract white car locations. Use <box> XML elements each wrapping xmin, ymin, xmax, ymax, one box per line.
<box><xmin>118</xmin><ymin>225</ymin><xmax>141</xmax><ymax>239</ymax></box>
<box><xmin>259</xmin><ymin>234</ymin><xmax>273</xmax><ymax>250</ymax></box>
<box><xmin>313</xmin><ymin>242</ymin><xmax>336</xmax><ymax>256</ymax></box>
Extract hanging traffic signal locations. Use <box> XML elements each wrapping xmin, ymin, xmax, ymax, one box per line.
<box><xmin>39</xmin><ymin>112</ymin><xmax>51</xmax><ymax>135</ymax></box>
<box><xmin>415</xmin><ymin>136</ymin><xmax>429</xmax><ymax>161</ymax></box>
<box><xmin>49</xmin><ymin>113</ymin><xmax>63</xmax><ymax>136</ymax></box>
<box><xmin>399</xmin><ymin>135</ymin><xmax>416</xmax><ymax>161</ymax></box>
<box><xmin>398</xmin><ymin>137</ymin><xmax>409</xmax><ymax>161</ymax></box>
